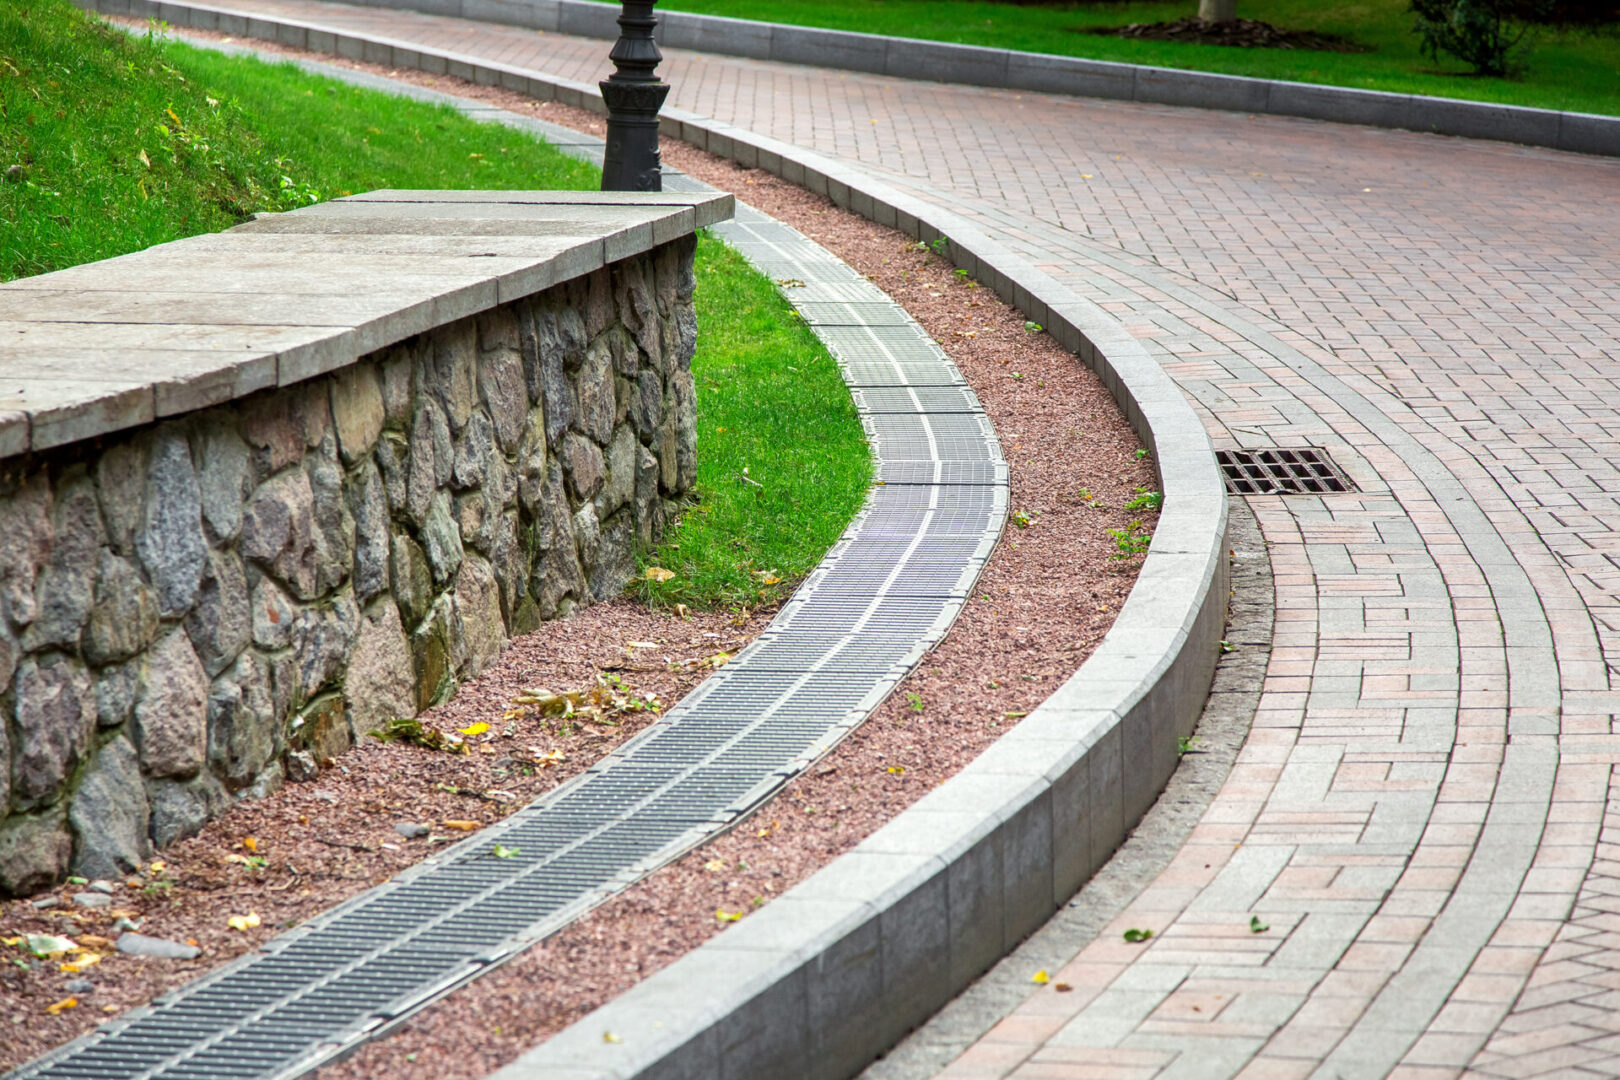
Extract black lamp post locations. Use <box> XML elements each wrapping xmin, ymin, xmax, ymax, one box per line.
<box><xmin>600</xmin><ymin>0</ymin><xmax>669</xmax><ymax>191</ymax></box>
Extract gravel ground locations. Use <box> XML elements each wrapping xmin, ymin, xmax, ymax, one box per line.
<box><xmin>5</xmin><ymin>31</ymin><xmax>1157</xmax><ymax>1077</ymax></box>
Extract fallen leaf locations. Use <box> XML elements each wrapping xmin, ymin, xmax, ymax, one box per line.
<box><xmin>1123</xmin><ymin>928</ymin><xmax>1154</xmax><ymax>943</ymax></box>
<box><xmin>715</xmin><ymin>909</ymin><xmax>742</xmax><ymax>922</ymax></box>
<box><xmin>45</xmin><ymin>997</ymin><xmax>78</xmax><ymax>1015</ymax></box>
<box><xmin>458</xmin><ymin>722</ymin><xmax>491</xmax><ymax>737</ymax></box>
<box><xmin>241</xmin><ymin>837</ymin><xmax>258</xmax><ymax>853</ymax></box>
<box><xmin>492</xmin><ymin>844</ymin><xmax>520</xmax><ymax>859</ymax></box>
<box><xmin>442</xmin><ymin>820</ymin><xmax>479</xmax><ymax>831</ymax></box>
<box><xmin>644</xmin><ymin>566</ymin><xmax>675</xmax><ymax>582</ymax></box>
<box><xmin>755</xmin><ymin>819</ymin><xmax>778</xmax><ymax>838</ymax></box>
<box><xmin>703</xmin><ymin>859</ymin><xmax>726</xmax><ymax>873</ymax></box>
<box><xmin>149</xmin><ymin>861</ymin><xmax>165</xmax><ymax>873</ymax></box>
<box><xmin>626</xmin><ymin>641</ymin><xmax>658</xmax><ymax>649</ymax></box>
<box><xmin>673</xmin><ymin>603</ymin><xmax>690</xmax><ymax>619</ymax></box>
<box><xmin>26</xmin><ymin>935</ymin><xmax>77</xmax><ymax>958</ymax></box>
<box><xmin>228</xmin><ymin>912</ymin><xmax>261</xmax><ymax>932</ymax></box>
<box><xmin>1249</xmin><ymin>915</ymin><xmax>1269</xmax><ymax>934</ymax></box>
<box><xmin>137</xmin><ymin>149</ymin><xmax>150</xmax><ymax>169</ymax></box>
<box><xmin>1055</xmin><ymin>982</ymin><xmax>1074</xmax><ymax>993</ymax></box>
<box><xmin>78</xmin><ymin>936</ymin><xmax>113</xmax><ymax>950</ymax></box>
<box><xmin>1032</xmin><ymin>970</ymin><xmax>1050</xmax><ymax>985</ymax></box>
<box><xmin>603</xmin><ymin>1032</ymin><xmax>622</xmax><ymax>1044</ymax></box>
<box><xmin>887</xmin><ymin>766</ymin><xmax>905</xmax><ymax>774</ymax></box>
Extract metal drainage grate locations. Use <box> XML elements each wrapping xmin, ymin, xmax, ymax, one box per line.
<box><xmin>1216</xmin><ymin>447</ymin><xmax>1355</xmax><ymax>495</ymax></box>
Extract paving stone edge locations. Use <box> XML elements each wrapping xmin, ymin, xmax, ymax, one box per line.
<box><xmin>181</xmin><ymin>0</ymin><xmax>1620</xmax><ymax>156</ymax></box>
<box><xmin>77</xmin><ymin>6</ymin><xmax>1231</xmax><ymax>1076</ymax></box>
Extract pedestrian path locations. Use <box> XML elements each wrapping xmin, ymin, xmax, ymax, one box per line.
<box><xmin>83</xmin><ymin>3</ymin><xmax>1620</xmax><ymax>1077</ymax></box>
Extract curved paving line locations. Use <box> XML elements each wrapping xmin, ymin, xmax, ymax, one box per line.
<box><xmin>55</xmin><ymin>13</ymin><xmax>1230</xmax><ymax>1079</ymax></box>
<box><xmin>5</xmin><ymin>51</ymin><xmax>1005</xmax><ymax>1080</ymax></box>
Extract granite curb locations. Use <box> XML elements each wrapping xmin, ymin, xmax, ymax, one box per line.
<box><xmin>75</xmin><ymin>10</ymin><xmax>1232</xmax><ymax>1077</ymax></box>
<box><xmin>170</xmin><ymin>0</ymin><xmax>1620</xmax><ymax>156</ymax></box>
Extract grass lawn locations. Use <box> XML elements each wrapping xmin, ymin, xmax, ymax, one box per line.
<box><xmin>1</xmin><ymin>0</ymin><xmax>870</xmax><ymax>609</ymax></box>
<box><xmin>614</xmin><ymin>0</ymin><xmax>1620</xmax><ymax>116</ymax></box>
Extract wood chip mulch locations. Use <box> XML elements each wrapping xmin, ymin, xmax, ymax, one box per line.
<box><xmin>8</xmin><ymin>33</ymin><xmax>1159</xmax><ymax>1078</ymax></box>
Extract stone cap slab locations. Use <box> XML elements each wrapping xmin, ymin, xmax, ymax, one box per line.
<box><xmin>0</xmin><ymin>188</ymin><xmax>733</xmax><ymax>456</ymax></box>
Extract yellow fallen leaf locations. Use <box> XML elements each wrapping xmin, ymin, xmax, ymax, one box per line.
<box><xmin>241</xmin><ymin>837</ymin><xmax>258</xmax><ymax>853</ymax></box>
<box><xmin>58</xmin><ymin>963</ymin><xmax>80</xmax><ymax>974</ymax></box>
<box><xmin>626</xmin><ymin>641</ymin><xmax>658</xmax><ymax>649</ymax></box>
<box><xmin>715</xmin><ymin>909</ymin><xmax>742</xmax><ymax>923</ymax></box>
<box><xmin>228</xmin><ymin>912</ymin><xmax>261</xmax><ymax>932</ymax></box>
<box><xmin>68</xmin><ymin>952</ymin><xmax>101</xmax><ymax>969</ymax></box>
<box><xmin>78</xmin><ymin>936</ymin><xmax>113</xmax><ymax>950</ymax></box>
<box><xmin>458</xmin><ymin>723</ymin><xmax>491</xmax><ymax>737</ymax></box>
<box><xmin>0</xmin><ymin>937</ymin><xmax>20</xmax><ymax>947</ymax></box>
<box><xmin>1032</xmin><ymin>970</ymin><xmax>1050</xmax><ymax>985</ymax></box>
<box><xmin>887</xmin><ymin>766</ymin><xmax>906</xmax><ymax>774</ymax></box>
<box><xmin>673</xmin><ymin>603</ymin><xmax>690</xmax><ymax>619</ymax></box>
<box><xmin>149</xmin><ymin>861</ymin><xmax>166</xmax><ymax>874</ymax></box>
<box><xmin>644</xmin><ymin>566</ymin><xmax>675</xmax><ymax>583</ymax></box>
<box><xmin>703</xmin><ymin>859</ymin><xmax>726</xmax><ymax>873</ymax></box>
<box><xmin>46</xmin><ymin>997</ymin><xmax>78</xmax><ymax>1015</ymax></box>
<box><xmin>443</xmin><ymin>820</ymin><xmax>480</xmax><ymax>831</ymax></box>
<box><xmin>137</xmin><ymin>149</ymin><xmax>150</xmax><ymax>169</ymax></box>
<box><xmin>603</xmin><ymin>1032</ymin><xmax>622</xmax><ymax>1044</ymax></box>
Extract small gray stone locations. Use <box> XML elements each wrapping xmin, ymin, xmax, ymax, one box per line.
<box><xmin>285</xmin><ymin>750</ymin><xmax>319</xmax><ymax>783</ymax></box>
<box><xmin>146</xmin><ymin>774</ymin><xmax>225</xmax><ymax>848</ymax></box>
<box><xmin>330</xmin><ymin>362</ymin><xmax>386</xmax><ymax>466</ymax></box>
<box><xmin>115</xmin><ymin>933</ymin><xmax>200</xmax><ymax>960</ymax></box>
<box><xmin>478</xmin><ymin>342</ymin><xmax>528</xmax><ymax>454</ymax></box>
<box><xmin>69</xmin><ymin>736</ymin><xmax>149</xmax><ymax>880</ymax></box>
<box><xmin>73</xmin><ymin>891</ymin><xmax>111</xmax><ymax>909</ymax></box>
<box><xmin>597</xmin><ymin>425</ymin><xmax>638</xmax><ymax>521</ymax></box>
<box><xmin>250</xmin><ymin>576</ymin><xmax>296</xmax><ymax>651</ymax></box>
<box><xmin>241</xmin><ymin>468</ymin><xmax>317</xmax><ymax>600</ymax></box>
<box><xmin>346</xmin><ymin>602</ymin><xmax>416</xmax><ymax>736</ymax></box>
<box><xmin>390</xmin><ymin>533</ymin><xmax>433</xmax><ymax>630</ymax></box>
<box><xmin>136</xmin><ymin>427</ymin><xmax>208</xmax><ymax>618</ymax></box>
<box><xmin>454</xmin><ymin>553</ymin><xmax>506</xmax><ymax>680</ymax></box>
<box><xmin>573</xmin><ymin>502</ymin><xmax>600</xmax><ymax>571</ymax></box>
<box><xmin>195</xmin><ymin>422</ymin><xmax>253</xmax><ymax>544</ymax></box>
<box><xmin>93</xmin><ymin>660</ymin><xmax>141</xmax><ymax>730</ymax></box>
<box><xmin>421</xmin><ymin>492</ymin><xmax>464</xmax><ymax>587</ymax></box>
<box><xmin>574</xmin><ymin>338</ymin><xmax>616</xmax><ymax>445</ymax></box>
<box><xmin>0</xmin><ymin>472</ymin><xmax>52</xmax><ymax>628</ymax></box>
<box><xmin>23</xmin><ymin>474</ymin><xmax>105</xmax><ymax>651</ymax></box>
<box><xmin>84</xmin><ymin>551</ymin><xmax>160</xmax><ymax>666</ymax></box>
<box><xmin>394</xmin><ymin>823</ymin><xmax>429</xmax><ymax>840</ymax></box>
<box><xmin>207</xmin><ymin>651</ymin><xmax>277</xmax><ymax>792</ymax></box>
<box><xmin>562</xmin><ymin>433</ymin><xmax>604</xmax><ymax>503</ymax></box>
<box><xmin>309</xmin><ymin>452</ymin><xmax>355</xmax><ymax>597</ymax></box>
<box><xmin>112</xmin><ymin>916</ymin><xmax>143</xmax><ymax>932</ymax></box>
<box><xmin>453</xmin><ymin>410</ymin><xmax>497</xmax><ymax>491</ymax></box>
<box><xmin>12</xmin><ymin>655</ymin><xmax>95</xmax><ymax>808</ymax></box>
<box><xmin>64</xmin><ymin>978</ymin><xmax>95</xmax><ymax>994</ymax></box>
<box><xmin>0</xmin><ymin>809</ymin><xmax>72</xmax><ymax>897</ymax></box>
<box><xmin>95</xmin><ymin>441</ymin><xmax>144</xmax><ymax>556</ymax></box>
<box><xmin>31</xmin><ymin>896</ymin><xmax>60</xmax><ymax>909</ymax></box>
<box><xmin>375</xmin><ymin>431</ymin><xmax>409</xmax><ymax>514</ymax></box>
<box><xmin>133</xmin><ymin>630</ymin><xmax>209</xmax><ymax>779</ymax></box>
<box><xmin>184</xmin><ymin>548</ymin><xmax>251</xmax><ymax>678</ymax></box>
<box><xmin>349</xmin><ymin>460</ymin><xmax>390</xmax><ymax>604</ymax></box>
<box><xmin>90</xmin><ymin>880</ymin><xmax>115</xmax><ymax>894</ymax></box>
<box><xmin>426</xmin><ymin>325</ymin><xmax>477</xmax><ymax>432</ymax></box>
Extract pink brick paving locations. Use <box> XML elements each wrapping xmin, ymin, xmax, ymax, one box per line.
<box><xmin>144</xmin><ymin>2</ymin><xmax>1620</xmax><ymax>1075</ymax></box>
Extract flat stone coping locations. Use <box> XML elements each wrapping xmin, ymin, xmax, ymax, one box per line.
<box><xmin>57</xmin><ymin>25</ymin><xmax>1229</xmax><ymax>1080</ymax></box>
<box><xmin>0</xmin><ymin>189</ymin><xmax>732</xmax><ymax>457</ymax></box>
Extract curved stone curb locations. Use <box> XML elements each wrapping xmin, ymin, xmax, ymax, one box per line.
<box><xmin>158</xmin><ymin>0</ymin><xmax>1620</xmax><ymax>156</ymax></box>
<box><xmin>73</xmin><ymin>11</ymin><xmax>1229</xmax><ymax>1079</ymax></box>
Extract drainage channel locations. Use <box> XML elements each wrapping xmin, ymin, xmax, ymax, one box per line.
<box><xmin>6</xmin><ymin>50</ymin><xmax>1007</xmax><ymax>1080</ymax></box>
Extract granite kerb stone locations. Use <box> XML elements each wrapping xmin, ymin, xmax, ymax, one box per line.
<box><xmin>0</xmin><ymin>189</ymin><xmax>731</xmax><ymax>896</ymax></box>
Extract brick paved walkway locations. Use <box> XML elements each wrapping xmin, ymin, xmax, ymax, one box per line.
<box><xmin>153</xmin><ymin>4</ymin><xmax>1620</xmax><ymax>1075</ymax></box>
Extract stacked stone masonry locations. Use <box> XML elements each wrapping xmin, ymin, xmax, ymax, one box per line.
<box><xmin>0</xmin><ymin>230</ymin><xmax>703</xmax><ymax>897</ymax></box>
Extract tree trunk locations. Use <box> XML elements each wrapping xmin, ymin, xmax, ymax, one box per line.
<box><xmin>1198</xmin><ymin>0</ymin><xmax>1236</xmax><ymax>21</ymax></box>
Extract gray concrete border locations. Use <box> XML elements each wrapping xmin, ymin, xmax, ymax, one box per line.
<box><xmin>76</xmin><ymin>11</ymin><xmax>1232</xmax><ymax>1077</ymax></box>
<box><xmin>140</xmin><ymin>0</ymin><xmax>1620</xmax><ymax>156</ymax></box>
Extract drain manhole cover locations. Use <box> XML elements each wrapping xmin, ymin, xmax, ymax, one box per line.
<box><xmin>1215</xmin><ymin>447</ymin><xmax>1354</xmax><ymax>495</ymax></box>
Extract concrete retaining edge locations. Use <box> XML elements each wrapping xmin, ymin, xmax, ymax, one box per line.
<box><xmin>216</xmin><ymin>0</ymin><xmax>1619</xmax><ymax>156</ymax></box>
<box><xmin>85</xmin><ymin>4</ymin><xmax>1231</xmax><ymax>1076</ymax></box>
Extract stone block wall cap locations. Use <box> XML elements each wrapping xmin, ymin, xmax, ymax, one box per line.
<box><xmin>0</xmin><ymin>189</ymin><xmax>729</xmax><ymax>457</ymax></box>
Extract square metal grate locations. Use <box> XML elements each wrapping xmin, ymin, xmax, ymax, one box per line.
<box><xmin>1216</xmin><ymin>447</ymin><xmax>1355</xmax><ymax>495</ymax></box>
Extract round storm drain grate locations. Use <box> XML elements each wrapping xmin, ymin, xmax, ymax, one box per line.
<box><xmin>1215</xmin><ymin>447</ymin><xmax>1355</xmax><ymax>495</ymax></box>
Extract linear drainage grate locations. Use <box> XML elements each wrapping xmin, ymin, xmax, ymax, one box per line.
<box><xmin>7</xmin><ymin>118</ymin><xmax>1007</xmax><ymax>1080</ymax></box>
<box><xmin>1216</xmin><ymin>447</ymin><xmax>1355</xmax><ymax>495</ymax></box>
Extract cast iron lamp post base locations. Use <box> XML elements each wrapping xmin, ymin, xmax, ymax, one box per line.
<box><xmin>600</xmin><ymin>0</ymin><xmax>670</xmax><ymax>192</ymax></box>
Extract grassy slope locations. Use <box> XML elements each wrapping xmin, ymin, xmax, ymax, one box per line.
<box><xmin>1</xmin><ymin>0</ymin><xmax>870</xmax><ymax>609</ymax></box>
<box><xmin>613</xmin><ymin>0</ymin><xmax>1620</xmax><ymax>116</ymax></box>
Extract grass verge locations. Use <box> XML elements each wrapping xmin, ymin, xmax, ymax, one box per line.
<box><xmin>598</xmin><ymin>0</ymin><xmax>1620</xmax><ymax>117</ymax></box>
<box><xmin>634</xmin><ymin>235</ymin><xmax>873</xmax><ymax>612</ymax></box>
<box><xmin>2</xmin><ymin>0</ymin><xmax>870</xmax><ymax>608</ymax></box>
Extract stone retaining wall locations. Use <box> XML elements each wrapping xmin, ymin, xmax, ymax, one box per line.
<box><xmin>0</xmin><ymin>235</ymin><xmax>700</xmax><ymax>896</ymax></box>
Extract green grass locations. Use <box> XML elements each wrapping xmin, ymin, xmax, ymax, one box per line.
<box><xmin>605</xmin><ymin>0</ymin><xmax>1620</xmax><ymax>116</ymax></box>
<box><xmin>2</xmin><ymin>0</ymin><xmax>871</xmax><ymax>609</ymax></box>
<box><xmin>634</xmin><ymin>235</ymin><xmax>873</xmax><ymax>611</ymax></box>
